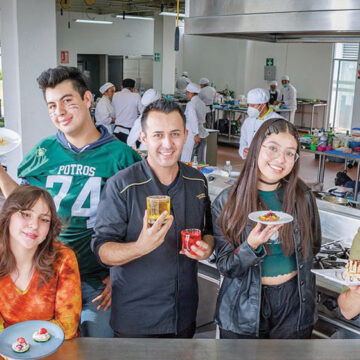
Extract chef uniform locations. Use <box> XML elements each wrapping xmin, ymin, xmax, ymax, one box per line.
<box><xmin>269</xmin><ymin>80</ymin><xmax>282</xmax><ymax>105</ymax></box>
<box><xmin>239</xmin><ymin>88</ymin><xmax>284</xmax><ymax>159</ymax></box>
<box><xmin>112</xmin><ymin>78</ymin><xmax>142</xmax><ymax>143</ymax></box>
<box><xmin>181</xmin><ymin>83</ymin><xmax>207</xmax><ymax>163</ymax></box>
<box><xmin>127</xmin><ymin>88</ymin><xmax>161</xmax><ymax>151</ymax></box>
<box><xmin>95</xmin><ymin>82</ymin><xmax>115</xmax><ymax>134</ymax></box>
<box><xmin>176</xmin><ymin>71</ymin><xmax>191</xmax><ymax>93</ymax></box>
<box><xmin>281</xmin><ymin>75</ymin><xmax>297</xmax><ymax>124</ymax></box>
<box><xmin>199</xmin><ymin>77</ymin><xmax>216</xmax><ymax>128</ymax></box>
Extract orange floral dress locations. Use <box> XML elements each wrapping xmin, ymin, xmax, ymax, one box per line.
<box><xmin>0</xmin><ymin>245</ymin><xmax>81</xmax><ymax>340</ymax></box>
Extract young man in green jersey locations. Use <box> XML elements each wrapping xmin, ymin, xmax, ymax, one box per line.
<box><xmin>0</xmin><ymin>66</ymin><xmax>141</xmax><ymax>337</ymax></box>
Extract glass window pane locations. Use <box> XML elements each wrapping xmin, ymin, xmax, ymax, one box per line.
<box><xmin>334</xmin><ymin>61</ymin><xmax>357</xmax><ymax>130</ymax></box>
<box><xmin>330</xmin><ymin>43</ymin><xmax>358</xmax><ymax>132</ymax></box>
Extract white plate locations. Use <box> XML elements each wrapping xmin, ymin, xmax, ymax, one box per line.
<box><xmin>0</xmin><ymin>128</ymin><xmax>21</xmax><ymax>155</ymax></box>
<box><xmin>311</xmin><ymin>268</ymin><xmax>360</xmax><ymax>286</ymax></box>
<box><xmin>248</xmin><ymin>211</ymin><xmax>294</xmax><ymax>225</ymax></box>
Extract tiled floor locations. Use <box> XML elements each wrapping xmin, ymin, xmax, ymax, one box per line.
<box><xmin>216</xmin><ymin>145</ymin><xmax>358</xmax><ymax>191</ymax></box>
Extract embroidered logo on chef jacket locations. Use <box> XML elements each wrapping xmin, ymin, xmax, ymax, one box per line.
<box><xmin>35</xmin><ymin>148</ymin><xmax>47</xmax><ymax>157</ymax></box>
<box><xmin>197</xmin><ymin>193</ymin><xmax>206</xmax><ymax>199</ymax></box>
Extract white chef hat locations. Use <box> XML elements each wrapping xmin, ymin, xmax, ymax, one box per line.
<box><xmin>247</xmin><ymin>88</ymin><xmax>270</xmax><ymax>104</ymax></box>
<box><xmin>99</xmin><ymin>82</ymin><xmax>115</xmax><ymax>94</ymax></box>
<box><xmin>199</xmin><ymin>77</ymin><xmax>210</xmax><ymax>85</ymax></box>
<box><xmin>141</xmin><ymin>88</ymin><xmax>161</xmax><ymax>107</ymax></box>
<box><xmin>270</xmin><ymin>80</ymin><xmax>278</xmax><ymax>87</ymax></box>
<box><xmin>186</xmin><ymin>83</ymin><xmax>200</xmax><ymax>94</ymax></box>
<box><xmin>281</xmin><ymin>75</ymin><xmax>290</xmax><ymax>81</ymax></box>
<box><xmin>182</xmin><ymin>71</ymin><xmax>189</xmax><ymax>77</ymax></box>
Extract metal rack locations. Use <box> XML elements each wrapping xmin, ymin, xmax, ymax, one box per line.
<box><xmin>213</xmin><ymin>106</ymin><xmax>247</xmax><ymax>145</ymax></box>
<box><xmin>296</xmin><ymin>102</ymin><xmax>328</xmax><ymax>134</ymax></box>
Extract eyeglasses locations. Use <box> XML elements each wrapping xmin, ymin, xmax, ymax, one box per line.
<box><xmin>261</xmin><ymin>144</ymin><xmax>299</xmax><ymax>162</ymax></box>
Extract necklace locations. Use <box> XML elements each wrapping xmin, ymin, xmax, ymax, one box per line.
<box><xmin>258</xmin><ymin>178</ymin><xmax>280</xmax><ymax>186</ymax></box>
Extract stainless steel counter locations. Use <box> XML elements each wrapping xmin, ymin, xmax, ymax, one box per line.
<box><xmin>42</xmin><ymin>338</ymin><xmax>360</xmax><ymax>360</ymax></box>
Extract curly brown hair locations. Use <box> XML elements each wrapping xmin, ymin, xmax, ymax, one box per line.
<box><xmin>0</xmin><ymin>185</ymin><xmax>63</xmax><ymax>286</ymax></box>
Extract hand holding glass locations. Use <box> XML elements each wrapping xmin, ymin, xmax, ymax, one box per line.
<box><xmin>181</xmin><ymin>229</ymin><xmax>201</xmax><ymax>255</ymax></box>
<box><xmin>146</xmin><ymin>195</ymin><xmax>171</xmax><ymax>225</ymax></box>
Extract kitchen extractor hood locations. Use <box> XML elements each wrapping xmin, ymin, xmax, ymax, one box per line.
<box><xmin>184</xmin><ymin>0</ymin><xmax>360</xmax><ymax>43</ymax></box>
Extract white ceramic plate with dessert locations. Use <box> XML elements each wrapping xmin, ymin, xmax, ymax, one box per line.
<box><xmin>311</xmin><ymin>268</ymin><xmax>360</xmax><ymax>286</ymax></box>
<box><xmin>248</xmin><ymin>211</ymin><xmax>294</xmax><ymax>226</ymax></box>
<box><xmin>0</xmin><ymin>320</ymin><xmax>64</xmax><ymax>359</ymax></box>
<box><xmin>0</xmin><ymin>128</ymin><xmax>21</xmax><ymax>155</ymax></box>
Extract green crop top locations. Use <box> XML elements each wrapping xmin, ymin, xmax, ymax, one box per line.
<box><xmin>257</xmin><ymin>187</ymin><xmax>297</xmax><ymax>277</ymax></box>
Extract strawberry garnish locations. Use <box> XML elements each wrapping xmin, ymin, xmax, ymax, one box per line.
<box><xmin>17</xmin><ymin>337</ymin><xmax>26</xmax><ymax>344</ymax></box>
<box><xmin>39</xmin><ymin>328</ymin><xmax>47</xmax><ymax>334</ymax></box>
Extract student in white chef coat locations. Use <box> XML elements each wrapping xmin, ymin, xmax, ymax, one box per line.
<box><xmin>112</xmin><ymin>78</ymin><xmax>142</xmax><ymax>143</ymax></box>
<box><xmin>95</xmin><ymin>82</ymin><xmax>116</xmax><ymax>134</ymax></box>
<box><xmin>127</xmin><ymin>88</ymin><xmax>161</xmax><ymax>151</ymax></box>
<box><xmin>181</xmin><ymin>83</ymin><xmax>208</xmax><ymax>163</ymax></box>
<box><xmin>239</xmin><ymin>88</ymin><xmax>284</xmax><ymax>159</ymax></box>
<box><xmin>268</xmin><ymin>80</ymin><xmax>282</xmax><ymax>105</ymax></box>
<box><xmin>199</xmin><ymin>77</ymin><xmax>216</xmax><ymax>128</ymax></box>
<box><xmin>176</xmin><ymin>71</ymin><xmax>191</xmax><ymax>93</ymax></box>
<box><xmin>280</xmin><ymin>75</ymin><xmax>297</xmax><ymax>124</ymax></box>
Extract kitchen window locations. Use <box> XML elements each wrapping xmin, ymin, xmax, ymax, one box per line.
<box><xmin>329</xmin><ymin>43</ymin><xmax>359</xmax><ymax>132</ymax></box>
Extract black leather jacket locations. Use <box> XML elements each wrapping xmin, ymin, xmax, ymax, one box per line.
<box><xmin>212</xmin><ymin>183</ymin><xmax>321</xmax><ymax>336</ymax></box>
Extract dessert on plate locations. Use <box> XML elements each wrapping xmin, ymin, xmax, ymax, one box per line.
<box><xmin>259</xmin><ymin>211</ymin><xmax>280</xmax><ymax>222</ymax></box>
<box><xmin>12</xmin><ymin>337</ymin><xmax>30</xmax><ymax>353</ymax></box>
<box><xmin>33</xmin><ymin>327</ymin><xmax>51</xmax><ymax>342</ymax></box>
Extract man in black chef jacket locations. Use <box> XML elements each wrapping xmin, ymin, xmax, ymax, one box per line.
<box><xmin>91</xmin><ymin>99</ymin><xmax>214</xmax><ymax>338</ymax></box>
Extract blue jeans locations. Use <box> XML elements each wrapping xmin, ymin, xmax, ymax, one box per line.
<box><xmin>80</xmin><ymin>281</ymin><xmax>114</xmax><ymax>338</ymax></box>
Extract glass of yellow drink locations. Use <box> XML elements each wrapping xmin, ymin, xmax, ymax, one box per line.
<box><xmin>146</xmin><ymin>195</ymin><xmax>171</xmax><ymax>225</ymax></box>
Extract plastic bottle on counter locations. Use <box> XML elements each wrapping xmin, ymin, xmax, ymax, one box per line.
<box><xmin>312</xmin><ymin>127</ymin><xmax>319</xmax><ymax>145</ymax></box>
<box><xmin>332</xmin><ymin>136</ymin><xmax>340</xmax><ymax>149</ymax></box>
<box><xmin>224</xmin><ymin>160</ymin><xmax>232</xmax><ymax>177</ymax></box>
<box><xmin>344</xmin><ymin>130</ymin><xmax>350</xmax><ymax>148</ymax></box>
<box><xmin>192</xmin><ymin>156</ymin><xmax>198</xmax><ymax>169</ymax></box>
<box><xmin>318</xmin><ymin>133</ymin><xmax>327</xmax><ymax>147</ymax></box>
<box><xmin>327</xmin><ymin>127</ymin><xmax>333</xmax><ymax>147</ymax></box>
<box><xmin>313</xmin><ymin>127</ymin><xmax>319</xmax><ymax>137</ymax></box>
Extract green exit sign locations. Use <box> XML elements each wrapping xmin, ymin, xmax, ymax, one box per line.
<box><xmin>266</xmin><ymin>58</ymin><xmax>274</xmax><ymax>66</ymax></box>
<box><xmin>154</xmin><ymin>53</ymin><xmax>160</xmax><ymax>62</ymax></box>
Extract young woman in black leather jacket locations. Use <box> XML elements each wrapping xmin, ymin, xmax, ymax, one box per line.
<box><xmin>212</xmin><ymin>118</ymin><xmax>321</xmax><ymax>339</ymax></box>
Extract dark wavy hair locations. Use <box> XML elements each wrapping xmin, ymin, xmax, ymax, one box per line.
<box><xmin>218</xmin><ymin>118</ymin><xmax>316</xmax><ymax>258</ymax></box>
<box><xmin>0</xmin><ymin>186</ymin><xmax>62</xmax><ymax>286</ymax></box>
<box><xmin>37</xmin><ymin>65</ymin><xmax>89</xmax><ymax>99</ymax></box>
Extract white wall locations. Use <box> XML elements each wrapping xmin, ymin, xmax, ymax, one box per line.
<box><xmin>244</xmin><ymin>41</ymin><xmax>333</xmax><ymax>100</ymax></box>
<box><xmin>0</xmin><ymin>0</ymin><xmax>57</xmax><ymax>180</ymax></box>
<box><xmin>56</xmin><ymin>12</ymin><xmax>154</xmax><ymax>66</ymax></box>
<box><xmin>182</xmin><ymin>35</ymin><xmax>333</xmax><ymax>101</ymax></box>
<box><xmin>182</xmin><ymin>35</ymin><xmax>247</xmax><ymax>95</ymax></box>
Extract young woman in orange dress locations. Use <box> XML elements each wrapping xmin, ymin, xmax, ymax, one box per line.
<box><xmin>0</xmin><ymin>185</ymin><xmax>81</xmax><ymax>340</ymax></box>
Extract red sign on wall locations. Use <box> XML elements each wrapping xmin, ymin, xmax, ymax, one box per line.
<box><xmin>60</xmin><ymin>50</ymin><xmax>69</xmax><ymax>64</ymax></box>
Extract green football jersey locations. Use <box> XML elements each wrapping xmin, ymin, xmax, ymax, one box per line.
<box><xmin>18</xmin><ymin>135</ymin><xmax>141</xmax><ymax>284</ymax></box>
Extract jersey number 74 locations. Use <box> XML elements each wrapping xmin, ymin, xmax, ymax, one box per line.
<box><xmin>45</xmin><ymin>175</ymin><xmax>101</xmax><ymax>228</ymax></box>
